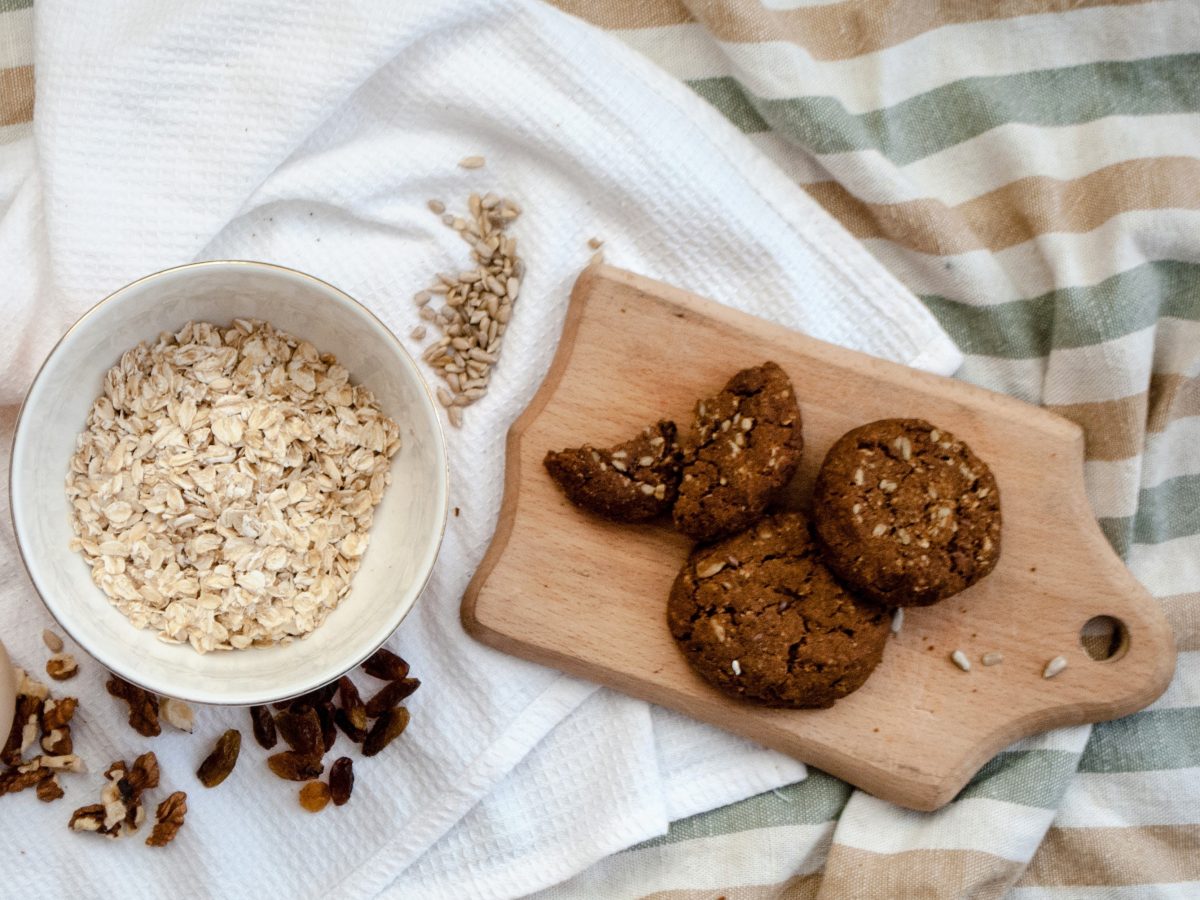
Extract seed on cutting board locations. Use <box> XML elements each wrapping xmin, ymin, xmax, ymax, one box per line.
<box><xmin>362</xmin><ymin>707</ymin><xmax>411</xmax><ymax>757</ymax></box>
<box><xmin>299</xmin><ymin>780</ymin><xmax>331</xmax><ymax>813</ymax></box>
<box><xmin>951</xmin><ymin>650</ymin><xmax>971</xmax><ymax>672</ymax></box>
<box><xmin>363</xmin><ymin>648</ymin><xmax>411</xmax><ymax>681</ymax></box>
<box><xmin>458</xmin><ymin>155</ymin><xmax>485</xmax><ymax>169</ymax></box>
<box><xmin>1043</xmin><ymin>655</ymin><xmax>1068</xmax><ymax>679</ymax></box>
<box><xmin>329</xmin><ymin>757</ymin><xmax>354</xmax><ymax>806</ymax></box>
<box><xmin>250</xmin><ymin>705</ymin><xmax>278</xmax><ymax>749</ymax></box>
<box><xmin>982</xmin><ymin>652</ymin><xmax>1004</xmax><ymax>666</ymax></box>
<box><xmin>891</xmin><ymin>608</ymin><xmax>904</xmax><ymax>634</ymax></box>
<box><xmin>42</xmin><ymin>630</ymin><xmax>64</xmax><ymax>653</ymax></box>
<box><xmin>197</xmin><ymin>729</ymin><xmax>241</xmax><ymax>788</ymax></box>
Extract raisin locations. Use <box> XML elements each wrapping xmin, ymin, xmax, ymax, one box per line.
<box><xmin>267</xmin><ymin>751</ymin><xmax>324</xmax><ymax>782</ymax></box>
<box><xmin>329</xmin><ymin>757</ymin><xmax>354</xmax><ymax>806</ymax></box>
<box><xmin>250</xmin><ymin>705</ymin><xmax>278</xmax><ymax>750</ymax></box>
<box><xmin>196</xmin><ymin>730</ymin><xmax>241</xmax><ymax>788</ymax></box>
<box><xmin>362</xmin><ymin>707</ymin><xmax>411</xmax><ymax>757</ymax></box>
<box><xmin>106</xmin><ymin>676</ymin><xmax>161</xmax><ymax>737</ymax></box>
<box><xmin>317</xmin><ymin>702</ymin><xmax>337</xmax><ymax>753</ymax></box>
<box><xmin>292</xmin><ymin>682</ymin><xmax>338</xmax><ymax>709</ymax></box>
<box><xmin>275</xmin><ymin>707</ymin><xmax>322</xmax><ymax>757</ymax></box>
<box><xmin>365</xmin><ymin>679</ymin><xmax>421</xmax><ymax>718</ymax></box>
<box><xmin>363</xmin><ymin>648</ymin><xmax>410</xmax><ymax>682</ymax></box>
<box><xmin>336</xmin><ymin>676</ymin><xmax>368</xmax><ymax>741</ymax></box>
<box><xmin>334</xmin><ymin>707</ymin><xmax>367</xmax><ymax>743</ymax></box>
<box><xmin>299</xmin><ymin>780</ymin><xmax>331</xmax><ymax>813</ymax></box>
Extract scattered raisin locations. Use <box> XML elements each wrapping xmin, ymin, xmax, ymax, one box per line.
<box><xmin>299</xmin><ymin>780</ymin><xmax>331</xmax><ymax>813</ymax></box>
<box><xmin>267</xmin><ymin>751</ymin><xmax>324</xmax><ymax>782</ymax></box>
<box><xmin>363</xmin><ymin>707</ymin><xmax>410</xmax><ymax>757</ymax></box>
<box><xmin>146</xmin><ymin>791</ymin><xmax>188</xmax><ymax>846</ymax></box>
<box><xmin>335</xmin><ymin>677</ymin><xmax>368</xmax><ymax>742</ymax></box>
<box><xmin>362</xmin><ymin>648</ymin><xmax>410</xmax><ymax>682</ymax></box>
<box><xmin>196</xmin><ymin>730</ymin><xmax>241</xmax><ymax>788</ymax></box>
<box><xmin>106</xmin><ymin>676</ymin><xmax>161</xmax><ymax>737</ymax></box>
<box><xmin>292</xmin><ymin>682</ymin><xmax>338</xmax><ymax>709</ymax></box>
<box><xmin>250</xmin><ymin>705</ymin><xmax>278</xmax><ymax>750</ymax></box>
<box><xmin>275</xmin><ymin>707</ymin><xmax>322</xmax><ymax>757</ymax></box>
<box><xmin>329</xmin><ymin>757</ymin><xmax>354</xmax><ymax>806</ymax></box>
<box><xmin>317</xmin><ymin>702</ymin><xmax>337</xmax><ymax>753</ymax></box>
<box><xmin>365</xmin><ymin>679</ymin><xmax>421</xmax><ymax>718</ymax></box>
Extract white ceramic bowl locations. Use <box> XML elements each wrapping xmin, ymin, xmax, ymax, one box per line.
<box><xmin>10</xmin><ymin>261</ymin><xmax>448</xmax><ymax>705</ymax></box>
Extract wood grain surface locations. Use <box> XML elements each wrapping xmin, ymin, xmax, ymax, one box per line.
<box><xmin>462</xmin><ymin>266</ymin><xmax>1176</xmax><ymax>811</ymax></box>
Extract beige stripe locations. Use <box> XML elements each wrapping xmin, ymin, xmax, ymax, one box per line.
<box><xmin>1019</xmin><ymin>824</ymin><xmax>1200</xmax><ymax>886</ymax></box>
<box><xmin>549</xmin><ymin>0</ymin><xmax>693</xmax><ymax>29</ymax></box>
<box><xmin>0</xmin><ymin>64</ymin><xmax>33</xmax><ymax>127</ymax></box>
<box><xmin>1161</xmin><ymin>592</ymin><xmax>1200</xmax><ymax>651</ymax></box>
<box><xmin>555</xmin><ymin>0</ymin><xmax>1153</xmax><ymax>60</ymax></box>
<box><xmin>815</xmin><ymin>845</ymin><xmax>1021</xmax><ymax>900</ymax></box>
<box><xmin>644</xmin><ymin>872</ymin><xmax>821</xmax><ymax>900</ymax></box>
<box><xmin>1047</xmin><ymin>375</ymin><xmax>1200</xmax><ymax>463</ymax></box>
<box><xmin>805</xmin><ymin>157</ymin><xmax>1200</xmax><ymax>255</ymax></box>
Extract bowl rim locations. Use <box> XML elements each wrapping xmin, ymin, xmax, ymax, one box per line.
<box><xmin>9</xmin><ymin>259</ymin><xmax>449</xmax><ymax>705</ymax></box>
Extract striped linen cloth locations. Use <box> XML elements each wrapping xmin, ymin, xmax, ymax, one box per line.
<box><xmin>530</xmin><ymin>1</ymin><xmax>1200</xmax><ymax>898</ymax></box>
<box><xmin>3</xmin><ymin>1</ymin><xmax>1197</xmax><ymax>897</ymax></box>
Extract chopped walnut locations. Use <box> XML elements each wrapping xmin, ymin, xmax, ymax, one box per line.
<box><xmin>159</xmin><ymin>698</ymin><xmax>195</xmax><ymax>733</ymax></box>
<box><xmin>45</xmin><ymin>653</ymin><xmax>78</xmax><ymax>681</ymax></box>
<box><xmin>146</xmin><ymin>791</ymin><xmax>187</xmax><ymax>847</ymax></box>
<box><xmin>36</xmin><ymin>773</ymin><xmax>64</xmax><ymax>802</ymax></box>
<box><xmin>106</xmin><ymin>675</ymin><xmax>161</xmax><ymax>737</ymax></box>
<box><xmin>72</xmin><ymin>753</ymin><xmax>158</xmax><ymax>839</ymax></box>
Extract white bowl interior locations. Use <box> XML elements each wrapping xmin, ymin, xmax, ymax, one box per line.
<box><xmin>10</xmin><ymin>262</ymin><xmax>447</xmax><ymax>705</ymax></box>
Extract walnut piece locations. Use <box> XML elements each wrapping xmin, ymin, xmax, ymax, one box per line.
<box><xmin>106</xmin><ymin>676</ymin><xmax>161</xmax><ymax>737</ymax></box>
<box><xmin>45</xmin><ymin>653</ymin><xmax>78</xmax><ymax>681</ymax></box>
<box><xmin>146</xmin><ymin>791</ymin><xmax>187</xmax><ymax>846</ymax></box>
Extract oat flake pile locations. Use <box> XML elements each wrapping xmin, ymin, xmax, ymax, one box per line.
<box><xmin>66</xmin><ymin>320</ymin><xmax>401</xmax><ymax>653</ymax></box>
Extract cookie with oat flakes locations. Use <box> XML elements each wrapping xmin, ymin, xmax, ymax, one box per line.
<box><xmin>544</xmin><ymin>420</ymin><xmax>681</xmax><ymax>521</ymax></box>
<box><xmin>812</xmin><ymin>418</ymin><xmax>1001</xmax><ymax>607</ymax></box>
<box><xmin>673</xmin><ymin>362</ymin><xmax>802</xmax><ymax>543</ymax></box>
<box><xmin>667</xmin><ymin>513</ymin><xmax>890</xmax><ymax>708</ymax></box>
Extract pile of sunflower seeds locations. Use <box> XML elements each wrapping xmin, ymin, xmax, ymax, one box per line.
<box><xmin>415</xmin><ymin>182</ymin><xmax>523</xmax><ymax>428</ymax></box>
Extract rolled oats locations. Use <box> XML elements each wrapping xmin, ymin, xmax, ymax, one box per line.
<box><xmin>66</xmin><ymin>320</ymin><xmax>401</xmax><ymax>653</ymax></box>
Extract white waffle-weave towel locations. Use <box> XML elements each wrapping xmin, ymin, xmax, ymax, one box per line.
<box><xmin>0</xmin><ymin>0</ymin><xmax>960</xmax><ymax>897</ymax></box>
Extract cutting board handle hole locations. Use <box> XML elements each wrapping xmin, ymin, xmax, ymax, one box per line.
<box><xmin>1080</xmin><ymin>615</ymin><xmax>1129</xmax><ymax>662</ymax></box>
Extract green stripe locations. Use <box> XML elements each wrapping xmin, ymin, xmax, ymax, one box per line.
<box><xmin>921</xmin><ymin>260</ymin><xmax>1200</xmax><ymax>359</ymax></box>
<box><xmin>633</xmin><ymin>770</ymin><xmax>850</xmax><ymax>849</ymax></box>
<box><xmin>956</xmin><ymin>750</ymin><xmax>1080</xmax><ymax>808</ymax></box>
<box><xmin>0</xmin><ymin>0</ymin><xmax>32</xmax><ymax>12</ymax></box>
<box><xmin>1081</xmin><ymin>707</ymin><xmax>1200</xmax><ymax>773</ymax></box>
<box><xmin>689</xmin><ymin>77</ymin><xmax>770</xmax><ymax>133</ymax></box>
<box><xmin>1099</xmin><ymin>473</ymin><xmax>1200</xmax><ymax>558</ymax></box>
<box><xmin>686</xmin><ymin>54</ymin><xmax>1200</xmax><ymax>164</ymax></box>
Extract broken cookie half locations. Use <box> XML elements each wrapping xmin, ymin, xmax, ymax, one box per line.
<box><xmin>544</xmin><ymin>420</ymin><xmax>682</xmax><ymax>522</ymax></box>
<box><xmin>673</xmin><ymin>361</ymin><xmax>803</xmax><ymax>543</ymax></box>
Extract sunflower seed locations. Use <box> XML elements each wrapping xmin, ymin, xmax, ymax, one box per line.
<box><xmin>458</xmin><ymin>155</ymin><xmax>485</xmax><ymax>169</ymax></box>
<box><xmin>981</xmin><ymin>652</ymin><xmax>1004</xmax><ymax>666</ymax></box>
<box><xmin>410</xmin><ymin>326</ymin><xmax>426</xmax><ymax>341</ymax></box>
<box><xmin>43</xmin><ymin>630</ymin><xmax>64</xmax><ymax>653</ymax></box>
<box><xmin>1042</xmin><ymin>655</ymin><xmax>1067</xmax><ymax>679</ymax></box>
<box><xmin>890</xmin><ymin>608</ymin><xmax>904</xmax><ymax>634</ymax></box>
<box><xmin>951</xmin><ymin>650</ymin><xmax>971</xmax><ymax>672</ymax></box>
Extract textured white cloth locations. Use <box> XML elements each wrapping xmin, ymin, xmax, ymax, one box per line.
<box><xmin>0</xmin><ymin>1</ymin><xmax>961</xmax><ymax>897</ymax></box>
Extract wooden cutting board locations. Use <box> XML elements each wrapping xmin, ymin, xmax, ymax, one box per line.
<box><xmin>461</xmin><ymin>266</ymin><xmax>1176</xmax><ymax>811</ymax></box>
